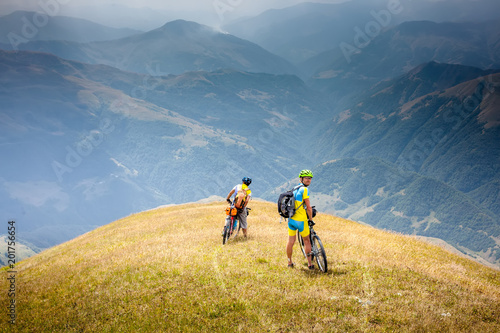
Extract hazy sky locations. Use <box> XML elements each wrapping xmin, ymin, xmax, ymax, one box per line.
<box><xmin>0</xmin><ymin>0</ymin><xmax>460</xmax><ymax>30</ymax></box>
<box><xmin>1</xmin><ymin>0</ymin><xmax>348</xmax><ymax>16</ymax></box>
<box><xmin>0</xmin><ymin>0</ymin><xmax>349</xmax><ymax>29</ymax></box>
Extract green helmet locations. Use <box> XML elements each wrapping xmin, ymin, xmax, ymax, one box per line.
<box><xmin>299</xmin><ymin>169</ymin><xmax>313</xmax><ymax>178</ymax></box>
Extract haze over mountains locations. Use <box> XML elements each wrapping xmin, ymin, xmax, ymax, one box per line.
<box><xmin>1</xmin><ymin>0</ymin><xmax>499</xmax><ymax>268</ymax></box>
<box><xmin>307</xmin><ymin>19</ymin><xmax>500</xmax><ymax>100</ymax></box>
<box><xmin>0</xmin><ymin>48</ymin><xmax>326</xmax><ymax>253</ymax></box>
<box><xmin>224</xmin><ymin>0</ymin><xmax>500</xmax><ymax>65</ymax></box>
<box><xmin>0</xmin><ymin>10</ymin><xmax>141</xmax><ymax>44</ymax></box>
<box><xmin>5</xmin><ymin>19</ymin><xmax>299</xmax><ymax>76</ymax></box>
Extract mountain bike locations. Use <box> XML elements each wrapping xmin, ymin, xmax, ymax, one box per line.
<box><xmin>222</xmin><ymin>205</ymin><xmax>240</xmax><ymax>245</ymax></box>
<box><xmin>297</xmin><ymin>220</ymin><xmax>327</xmax><ymax>272</ymax></box>
<box><xmin>222</xmin><ymin>204</ymin><xmax>251</xmax><ymax>245</ymax></box>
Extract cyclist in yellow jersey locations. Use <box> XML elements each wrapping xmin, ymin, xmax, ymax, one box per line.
<box><xmin>226</xmin><ymin>177</ymin><xmax>252</xmax><ymax>238</ymax></box>
<box><xmin>287</xmin><ymin>170</ymin><xmax>314</xmax><ymax>269</ymax></box>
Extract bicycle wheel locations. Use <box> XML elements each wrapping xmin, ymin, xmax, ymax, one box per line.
<box><xmin>297</xmin><ymin>233</ymin><xmax>307</xmax><ymax>259</ymax></box>
<box><xmin>222</xmin><ymin>218</ymin><xmax>232</xmax><ymax>245</ymax></box>
<box><xmin>311</xmin><ymin>235</ymin><xmax>327</xmax><ymax>273</ymax></box>
<box><xmin>222</xmin><ymin>225</ymin><xmax>230</xmax><ymax>245</ymax></box>
<box><xmin>228</xmin><ymin>218</ymin><xmax>239</xmax><ymax>241</ymax></box>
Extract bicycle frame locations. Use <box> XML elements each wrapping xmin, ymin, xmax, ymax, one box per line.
<box><xmin>297</xmin><ymin>220</ymin><xmax>328</xmax><ymax>273</ymax></box>
<box><xmin>229</xmin><ymin>214</ymin><xmax>240</xmax><ymax>237</ymax></box>
<box><xmin>222</xmin><ymin>202</ymin><xmax>251</xmax><ymax>245</ymax></box>
<box><xmin>222</xmin><ymin>206</ymin><xmax>240</xmax><ymax>245</ymax></box>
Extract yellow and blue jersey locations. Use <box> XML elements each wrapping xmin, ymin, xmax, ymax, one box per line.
<box><xmin>291</xmin><ymin>185</ymin><xmax>309</xmax><ymax>222</ymax></box>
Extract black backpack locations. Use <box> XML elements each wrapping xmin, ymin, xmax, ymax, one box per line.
<box><xmin>277</xmin><ymin>184</ymin><xmax>304</xmax><ymax>219</ymax></box>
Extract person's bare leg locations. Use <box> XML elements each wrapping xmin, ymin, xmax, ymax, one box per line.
<box><xmin>303</xmin><ymin>236</ymin><xmax>313</xmax><ymax>266</ymax></box>
<box><xmin>287</xmin><ymin>235</ymin><xmax>296</xmax><ymax>265</ymax></box>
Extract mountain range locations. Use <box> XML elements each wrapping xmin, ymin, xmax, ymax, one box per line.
<box><xmin>1</xmin><ymin>0</ymin><xmax>499</xmax><ymax>268</ymax></box>
<box><xmin>307</xmin><ymin>19</ymin><xmax>500</xmax><ymax>103</ymax></box>
<box><xmin>0</xmin><ymin>10</ymin><xmax>140</xmax><ymax>45</ymax></box>
<box><xmin>224</xmin><ymin>0</ymin><xmax>500</xmax><ymax>65</ymax></box>
<box><xmin>4</xmin><ymin>18</ymin><xmax>299</xmax><ymax>76</ymax></box>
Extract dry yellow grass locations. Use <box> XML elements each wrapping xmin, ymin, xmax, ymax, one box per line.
<box><xmin>1</xmin><ymin>201</ymin><xmax>499</xmax><ymax>332</ymax></box>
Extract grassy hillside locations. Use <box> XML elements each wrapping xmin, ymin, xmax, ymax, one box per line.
<box><xmin>1</xmin><ymin>201</ymin><xmax>499</xmax><ymax>332</ymax></box>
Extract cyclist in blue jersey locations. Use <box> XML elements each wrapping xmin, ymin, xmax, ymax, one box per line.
<box><xmin>287</xmin><ymin>170</ymin><xmax>314</xmax><ymax>269</ymax></box>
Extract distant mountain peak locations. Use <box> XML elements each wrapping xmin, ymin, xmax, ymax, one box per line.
<box><xmin>410</xmin><ymin>60</ymin><xmax>441</xmax><ymax>71</ymax></box>
<box><xmin>157</xmin><ymin>19</ymin><xmax>213</xmax><ymax>35</ymax></box>
<box><xmin>0</xmin><ymin>10</ymin><xmax>140</xmax><ymax>44</ymax></box>
<box><xmin>403</xmin><ymin>61</ymin><xmax>499</xmax><ymax>88</ymax></box>
<box><xmin>407</xmin><ymin>61</ymin><xmax>467</xmax><ymax>78</ymax></box>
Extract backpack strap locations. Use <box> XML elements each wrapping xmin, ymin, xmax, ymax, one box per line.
<box><xmin>292</xmin><ymin>184</ymin><xmax>304</xmax><ymax>191</ymax></box>
<box><xmin>291</xmin><ymin>184</ymin><xmax>305</xmax><ymax>216</ymax></box>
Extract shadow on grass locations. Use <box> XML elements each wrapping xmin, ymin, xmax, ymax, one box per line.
<box><xmin>228</xmin><ymin>235</ymin><xmax>249</xmax><ymax>244</ymax></box>
<box><xmin>298</xmin><ymin>262</ymin><xmax>349</xmax><ymax>277</ymax></box>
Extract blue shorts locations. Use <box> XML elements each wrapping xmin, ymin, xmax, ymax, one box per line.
<box><xmin>288</xmin><ymin>218</ymin><xmax>310</xmax><ymax>237</ymax></box>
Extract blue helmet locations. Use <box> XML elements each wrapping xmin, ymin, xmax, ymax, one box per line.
<box><xmin>242</xmin><ymin>177</ymin><xmax>252</xmax><ymax>185</ymax></box>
